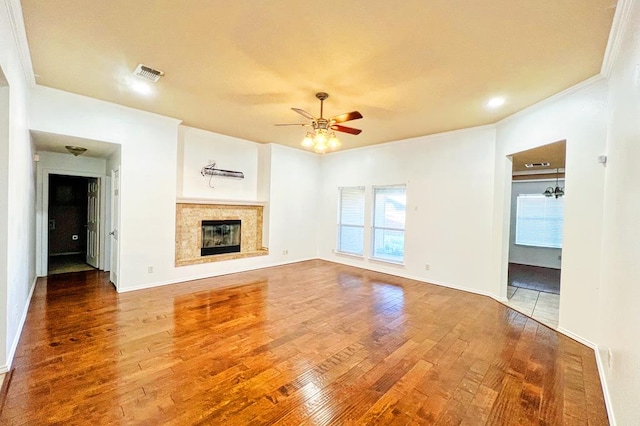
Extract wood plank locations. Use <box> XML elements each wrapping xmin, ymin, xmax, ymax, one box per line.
<box><xmin>0</xmin><ymin>261</ymin><xmax>609</xmax><ymax>425</ymax></box>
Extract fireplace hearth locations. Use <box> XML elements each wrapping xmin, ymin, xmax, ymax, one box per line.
<box><xmin>201</xmin><ymin>220</ymin><xmax>241</xmax><ymax>256</ymax></box>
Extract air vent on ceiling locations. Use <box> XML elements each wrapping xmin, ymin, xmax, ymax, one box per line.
<box><xmin>133</xmin><ymin>64</ymin><xmax>164</xmax><ymax>82</ymax></box>
<box><xmin>524</xmin><ymin>162</ymin><xmax>551</xmax><ymax>168</ymax></box>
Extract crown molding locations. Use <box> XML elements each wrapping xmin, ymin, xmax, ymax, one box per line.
<box><xmin>601</xmin><ymin>0</ymin><xmax>634</xmax><ymax>79</ymax></box>
<box><xmin>2</xmin><ymin>0</ymin><xmax>36</xmax><ymax>87</ymax></box>
<box><xmin>497</xmin><ymin>74</ymin><xmax>606</xmax><ymax>126</ymax></box>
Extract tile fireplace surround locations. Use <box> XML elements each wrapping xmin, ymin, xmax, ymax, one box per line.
<box><xmin>175</xmin><ymin>201</ymin><xmax>268</xmax><ymax>266</ymax></box>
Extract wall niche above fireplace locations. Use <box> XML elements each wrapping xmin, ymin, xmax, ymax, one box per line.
<box><xmin>176</xmin><ymin>202</ymin><xmax>268</xmax><ymax>266</ymax></box>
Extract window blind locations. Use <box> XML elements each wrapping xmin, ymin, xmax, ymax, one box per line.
<box><xmin>337</xmin><ymin>186</ymin><xmax>365</xmax><ymax>255</ymax></box>
<box><xmin>515</xmin><ymin>194</ymin><xmax>564</xmax><ymax>249</ymax></box>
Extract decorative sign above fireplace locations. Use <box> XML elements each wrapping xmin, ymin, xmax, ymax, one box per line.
<box><xmin>201</xmin><ymin>220</ymin><xmax>241</xmax><ymax>256</ymax></box>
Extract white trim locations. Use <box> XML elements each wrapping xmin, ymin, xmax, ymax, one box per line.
<box><xmin>557</xmin><ymin>326</ymin><xmax>596</xmax><ymax>349</ymax></box>
<box><xmin>38</xmin><ymin>169</ymin><xmax>107</xmax><ymax>276</ymax></box>
<box><xmin>512</xmin><ymin>168</ymin><xmax>565</xmax><ymax>177</ymax></box>
<box><xmin>601</xmin><ymin>0</ymin><xmax>634</xmax><ymax>79</ymax></box>
<box><xmin>333</xmin><ymin>251</ymin><xmax>365</xmax><ymax>260</ymax></box>
<box><xmin>176</xmin><ymin>197</ymin><xmax>267</xmax><ymax>206</ymax></box>
<box><xmin>497</xmin><ymin>75</ymin><xmax>606</xmax><ymax>125</ymax></box>
<box><xmin>116</xmin><ymin>257</ymin><xmax>316</xmax><ymax>293</ymax></box>
<box><xmin>594</xmin><ymin>345</ymin><xmax>617</xmax><ymax>426</ymax></box>
<box><xmin>0</xmin><ymin>275</ymin><xmax>37</xmax><ymax>372</ymax></box>
<box><xmin>321</xmin><ymin>124</ymin><xmax>497</xmax><ymax>157</ymax></box>
<box><xmin>319</xmin><ymin>255</ymin><xmax>496</xmax><ymax>299</ymax></box>
<box><xmin>2</xmin><ymin>0</ymin><xmax>36</xmax><ymax>87</ymax></box>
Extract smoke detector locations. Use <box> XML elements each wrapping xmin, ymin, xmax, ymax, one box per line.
<box><xmin>133</xmin><ymin>64</ymin><xmax>164</xmax><ymax>82</ymax></box>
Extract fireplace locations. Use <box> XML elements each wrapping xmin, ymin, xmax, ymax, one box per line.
<box><xmin>201</xmin><ymin>220</ymin><xmax>241</xmax><ymax>256</ymax></box>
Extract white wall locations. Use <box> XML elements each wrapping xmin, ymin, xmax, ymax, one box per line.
<box><xmin>0</xmin><ymin>73</ymin><xmax>9</xmax><ymax>372</ymax></box>
<box><xmin>509</xmin><ymin>180</ymin><xmax>563</xmax><ymax>269</ymax></box>
<box><xmin>177</xmin><ymin>126</ymin><xmax>259</xmax><ymax>201</ymax></box>
<box><xmin>493</xmin><ymin>79</ymin><xmax>608</xmax><ymax>343</ymax></box>
<box><xmin>29</xmin><ymin>86</ymin><xmax>182</xmax><ymax>290</ymax></box>
<box><xmin>0</xmin><ymin>0</ymin><xmax>37</xmax><ymax>371</ymax></box>
<box><xmin>29</xmin><ymin>86</ymin><xmax>321</xmax><ymax>291</ymax></box>
<box><xmin>318</xmin><ymin>126</ymin><xmax>497</xmax><ymax>296</ymax></box>
<box><xmin>597</xmin><ymin>1</ymin><xmax>640</xmax><ymax>424</ymax></box>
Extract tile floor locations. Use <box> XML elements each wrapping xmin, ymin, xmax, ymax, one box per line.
<box><xmin>506</xmin><ymin>285</ymin><xmax>560</xmax><ymax>329</ymax></box>
<box><xmin>48</xmin><ymin>254</ymin><xmax>96</xmax><ymax>275</ymax></box>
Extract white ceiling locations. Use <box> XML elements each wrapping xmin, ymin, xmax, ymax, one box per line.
<box><xmin>21</xmin><ymin>0</ymin><xmax>617</xmax><ymax>152</ymax></box>
<box><xmin>31</xmin><ymin>131</ymin><xmax>120</xmax><ymax>159</ymax></box>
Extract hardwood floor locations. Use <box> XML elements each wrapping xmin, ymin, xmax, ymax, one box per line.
<box><xmin>0</xmin><ymin>260</ymin><xmax>608</xmax><ymax>425</ymax></box>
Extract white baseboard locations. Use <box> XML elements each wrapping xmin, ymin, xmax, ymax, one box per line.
<box><xmin>117</xmin><ymin>257</ymin><xmax>317</xmax><ymax>293</ymax></box>
<box><xmin>556</xmin><ymin>326</ymin><xmax>596</xmax><ymax>349</ymax></box>
<box><xmin>594</xmin><ymin>345</ymin><xmax>617</xmax><ymax>426</ymax></box>
<box><xmin>319</xmin><ymin>255</ymin><xmax>496</xmax><ymax>299</ymax></box>
<box><xmin>0</xmin><ymin>275</ymin><xmax>38</xmax><ymax>373</ymax></box>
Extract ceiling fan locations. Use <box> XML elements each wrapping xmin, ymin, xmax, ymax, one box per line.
<box><xmin>275</xmin><ymin>92</ymin><xmax>363</xmax><ymax>152</ymax></box>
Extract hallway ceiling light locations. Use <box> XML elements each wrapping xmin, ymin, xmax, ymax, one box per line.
<box><xmin>65</xmin><ymin>145</ymin><xmax>87</xmax><ymax>156</ymax></box>
<box><xmin>543</xmin><ymin>168</ymin><xmax>564</xmax><ymax>198</ymax></box>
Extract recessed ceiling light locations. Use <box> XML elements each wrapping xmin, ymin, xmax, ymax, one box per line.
<box><xmin>486</xmin><ymin>97</ymin><xmax>505</xmax><ymax>109</ymax></box>
<box><xmin>129</xmin><ymin>79</ymin><xmax>153</xmax><ymax>96</ymax></box>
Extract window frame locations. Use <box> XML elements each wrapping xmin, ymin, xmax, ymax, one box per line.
<box><xmin>336</xmin><ymin>186</ymin><xmax>366</xmax><ymax>256</ymax></box>
<box><xmin>370</xmin><ymin>184</ymin><xmax>407</xmax><ymax>264</ymax></box>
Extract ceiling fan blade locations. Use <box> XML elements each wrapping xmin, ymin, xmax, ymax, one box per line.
<box><xmin>275</xmin><ymin>123</ymin><xmax>311</xmax><ymax>127</ymax></box>
<box><xmin>291</xmin><ymin>108</ymin><xmax>316</xmax><ymax>120</ymax></box>
<box><xmin>330</xmin><ymin>111</ymin><xmax>363</xmax><ymax>124</ymax></box>
<box><xmin>331</xmin><ymin>124</ymin><xmax>362</xmax><ymax>135</ymax></box>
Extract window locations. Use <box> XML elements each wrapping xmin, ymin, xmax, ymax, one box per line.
<box><xmin>337</xmin><ymin>186</ymin><xmax>365</xmax><ymax>255</ymax></box>
<box><xmin>515</xmin><ymin>194</ymin><xmax>564</xmax><ymax>248</ymax></box>
<box><xmin>372</xmin><ymin>185</ymin><xmax>406</xmax><ymax>263</ymax></box>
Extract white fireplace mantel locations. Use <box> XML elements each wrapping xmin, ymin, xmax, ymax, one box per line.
<box><xmin>176</xmin><ymin>197</ymin><xmax>267</xmax><ymax>206</ymax></box>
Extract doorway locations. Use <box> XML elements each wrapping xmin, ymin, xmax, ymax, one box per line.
<box><xmin>47</xmin><ymin>174</ymin><xmax>100</xmax><ymax>275</ymax></box>
<box><xmin>505</xmin><ymin>141</ymin><xmax>565</xmax><ymax>329</ymax></box>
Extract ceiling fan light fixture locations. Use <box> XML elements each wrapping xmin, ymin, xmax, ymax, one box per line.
<box><xmin>280</xmin><ymin>92</ymin><xmax>363</xmax><ymax>154</ymax></box>
<box><xmin>328</xmin><ymin>132</ymin><xmax>341</xmax><ymax>149</ymax></box>
<box><xmin>314</xmin><ymin>129</ymin><xmax>328</xmax><ymax>145</ymax></box>
<box><xmin>301</xmin><ymin>132</ymin><xmax>314</xmax><ymax>148</ymax></box>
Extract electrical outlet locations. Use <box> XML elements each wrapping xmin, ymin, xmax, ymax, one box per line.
<box><xmin>558</xmin><ymin>255</ymin><xmax>562</xmax><ymax>261</ymax></box>
<box><xmin>147</xmin><ymin>266</ymin><xmax>154</xmax><ymax>273</ymax></box>
<box><xmin>425</xmin><ymin>264</ymin><xmax>430</xmax><ymax>271</ymax></box>
<box><xmin>607</xmin><ymin>348</ymin><xmax>613</xmax><ymax>370</ymax></box>
<box><xmin>282</xmin><ymin>249</ymin><xmax>288</xmax><ymax>255</ymax></box>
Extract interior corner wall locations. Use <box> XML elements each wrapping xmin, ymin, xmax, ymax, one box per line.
<box><xmin>317</xmin><ymin>126</ymin><xmax>497</xmax><ymax>296</ymax></box>
<box><xmin>0</xmin><ymin>1</ymin><xmax>37</xmax><ymax>370</ymax></box>
<box><xmin>509</xmin><ymin>180</ymin><xmax>564</xmax><ymax>269</ymax></box>
<box><xmin>267</xmin><ymin>144</ymin><xmax>320</xmax><ymax>261</ymax></box>
<box><xmin>0</xmin><ymin>78</ymin><xmax>9</xmax><ymax>371</ymax></box>
<box><xmin>596</xmin><ymin>1</ymin><xmax>640</xmax><ymax>423</ymax></box>
<box><xmin>494</xmin><ymin>79</ymin><xmax>608</xmax><ymax>343</ymax></box>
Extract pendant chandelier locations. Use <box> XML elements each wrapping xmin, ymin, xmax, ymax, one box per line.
<box><xmin>543</xmin><ymin>168</ymin><xmax>564</xmax><ymax>198</ymax></box>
